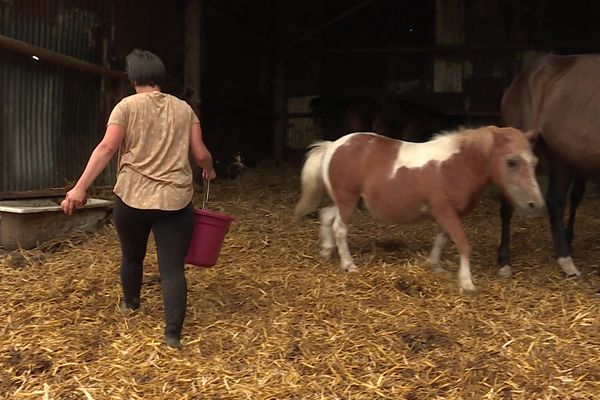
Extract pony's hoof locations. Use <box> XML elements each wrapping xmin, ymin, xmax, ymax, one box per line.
<box><xmin>497</xmin><ymin>265</ymin><xmax>513</xmax><ymax>278</ymax></box>
<box><xmin>459</xmin><ymin>281</ymin><xmax>477</xmax><ymax>293</ymax></box>
<box><xmin>557</xmin><ymin>257</ymin><xmax>581</xmax><ymax>277</ymax></box>
<box><xmin>343</xmin><ymin>264</ymin><xmax>358</xmax><ymax>272</ymax></box>
<box><xmin>319</xmin><ymin>247</ymin><xmax>334</xmax><ymax>259</ymax></box>
<box><xmin>431</xmin><ymin>266</ymin><xmax>450</xmax><ymax>275</ymax></box>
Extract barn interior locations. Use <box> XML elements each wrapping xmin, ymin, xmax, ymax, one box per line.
<box><xmin>2</xmin><ymin>1</ymin><xmax>600</xmax><ymax>399</ymax></box>
<box><xmin>2</xmin><ymin>0</ymin><xmax>600</xmax><ymax>195</ymax></box>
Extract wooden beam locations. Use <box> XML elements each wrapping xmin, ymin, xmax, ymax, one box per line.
<box><xmin>288</xmin><ymin>41</ymin><xmax>595</xmax><ymax>56</ymax></box>
<box><xmin>184</xmin><ymin>0</ymin><xmax>203</xmax><ymax>116</ymax></box>
<box><xmin>205</xmin><ymin>5</ymin><xmax>269</xmax><ymax>44</ymax></box>
<box><xmin>273</xmin><ymin>57</ymin><xmax>286</xmax><ymax>163</ymax></box>
<box><xmin>501</xmin><ymin>0</ymin><xmax>585</xmax><ymax>37</ymax></box>
<box><xmin>0</xmin><ymin>34</ymin><xmax>127</xmax><ymax>80</ymax></box>
<box><xmin>273</xmin><ymin>1</ymin><xmax>287</xmax><ymax>163</ymax></box>
<box><xmin>292</xmin><ymin>0</ymin><xmax>380</xmax><ymax>46</ymax></box>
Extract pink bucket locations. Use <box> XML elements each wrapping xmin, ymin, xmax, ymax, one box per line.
<box><xmin>185</xmin><ymin>208</ymin><xmax>234</xmax><ymax>267</ymax></box>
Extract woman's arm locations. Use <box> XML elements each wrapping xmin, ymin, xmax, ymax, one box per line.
<box><xmin>61</xmin><ymin>124</ymin><xmax>125</xmax><ymax>215</ymax></box>
<box><xmin>190</xmin><ymin>122</ymin><xmax>216</xmax><ymax>180</ymax></box>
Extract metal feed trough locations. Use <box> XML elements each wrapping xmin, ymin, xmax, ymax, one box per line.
<box><xmin>0</xmin><ymin>198</ymin><xmax>112</xmax><ymax>250</ymax></box>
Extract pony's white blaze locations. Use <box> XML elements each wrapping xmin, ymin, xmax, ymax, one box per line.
<box><xmin>322</xmin><ymin>132</ymin><xmax>379</xmax><ymax>195</ymax></box>
<box><xmin>389</xmin><ymin>135</ymin><xmax>460</xmax><ymax>178</ymax></box>
<box><xmin>521</xmin><ymin>151</ymin><xmax>535</xmax><ymax>164</ymax></box>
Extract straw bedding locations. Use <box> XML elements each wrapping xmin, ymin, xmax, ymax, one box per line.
<box><xmin>1</xmin><ymin>163</ymin><xmax>600</xmax><ymax>399</ymax></box>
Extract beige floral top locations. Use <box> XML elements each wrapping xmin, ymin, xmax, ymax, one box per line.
<box><xmin>107</xmin><ymin>91</ymin><xmax>199</xmax><ymax>210</ymax></box>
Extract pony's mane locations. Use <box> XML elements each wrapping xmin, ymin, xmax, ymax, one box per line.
<box><xmin>430</xmin><ymin>125</ymin><xmax>495</xmax><ymax>154</ymax></box>
<box><xmin>429</xmin><ymin>125</ymin><xmax>470</xmax><ymax>141</ymax></box>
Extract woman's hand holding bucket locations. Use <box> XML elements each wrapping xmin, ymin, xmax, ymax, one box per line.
<box><xmin>202</xmin><ymin>168</ymin><xmax>216</xmax><ymax>181</ymax></box>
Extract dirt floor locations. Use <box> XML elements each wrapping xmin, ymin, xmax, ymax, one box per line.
<box><xmin>1</xmin><ymin>163</ymin><xmax>600</xmax><ymax>399</ymax></box>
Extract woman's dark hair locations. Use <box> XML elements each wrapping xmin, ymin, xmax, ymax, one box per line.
<box><xmin>125</xmin><ymin>49</ymin><xmax>166</xmax><ymax>87</ymax></box>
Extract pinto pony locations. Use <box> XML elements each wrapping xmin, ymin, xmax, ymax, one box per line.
<box><xmin>295</xmin><ymin>126</ymin><xmax>544</xmax><ymax>292</ymax></box>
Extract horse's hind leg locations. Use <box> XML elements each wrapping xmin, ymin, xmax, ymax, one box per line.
<box><xmin>333</xmin><ymin>213</ymin><xmax>357</xmax><ymax>272</ymax></box>
<box><xmin>319</xmin><ymin>206</ymin><xmax>337</xmax><ymax>258</ymax></box>
<box><xmin>565</xmin><ymin>175</ymin><xmax>586</xmax><ymax>251</ymax></box>
<box><xmin>497</xmin><ymin>196</ymin><xmax>514</xmax><ymax>277</ymax></box>
<box><xmin>546</xmin><ymin>157</ymin><xmax>581</xmax><ymax>277</ymax></box>
<box><xmin>331</xmin><ymin>197</ymin><xmax>359</xmax><ymax>272</ymax></box>
<box><xmin>428</xmin><ymin>230</ymin><xmax>449</xmax><ymax>274</ymax></box>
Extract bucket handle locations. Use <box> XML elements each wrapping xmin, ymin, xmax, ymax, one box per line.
<box><xmin>202</xmin><ymin>179</ymin><xmax>210</xmax><ymax>210</ymax></box>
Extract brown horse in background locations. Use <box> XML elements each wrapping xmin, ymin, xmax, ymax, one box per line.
<box><xmin>295</xmin><ymin>126</ymin><xmax>544</xmax><ymax>292</ymax></box>
<box><xmin>498</xmin><ymin>54</ymin><xmax>600</xmax><ymax>282</ymax></box>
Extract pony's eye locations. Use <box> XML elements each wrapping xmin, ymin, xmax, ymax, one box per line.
<box><xmin>507</xmin><ymin>159</ymin><xmax>518</xmax><ymax>168</ymax></box>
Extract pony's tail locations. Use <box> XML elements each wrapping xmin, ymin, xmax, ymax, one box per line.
<box><xmin>294</xmin><ymin>141</ymin><xmax>331</xmax><ymax>219</ymax></box>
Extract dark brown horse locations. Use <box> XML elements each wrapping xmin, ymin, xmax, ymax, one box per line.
<box><xmin>498</xmin><ymin>54</ymin><xmax>600</xmax><ymax>281</ymax></box>
<box><xmin>295</xmin><ymin>126</ymin><xmax>544</xmax><ymax>292</ymax></box>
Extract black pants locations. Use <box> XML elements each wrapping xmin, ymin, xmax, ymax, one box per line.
<box><xmin>112</xmin><ymin>196</ymin><xmax>194</xmax><ymax>337</ymax></box>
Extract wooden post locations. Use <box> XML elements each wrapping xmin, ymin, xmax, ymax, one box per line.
<box><xmin>184</xmin><ymin>0</ymin><xmax>203</xmax><ymax>183</ymax></box>
<box><xmin>292</xmin><ymin>0</ymin><xmax>379</xmax><ymax>45</ymax></box>
<box><xmin>273</xmin><ymin>56</ymin><xmax>286</xmax><ymax>163</ymax></box>
<box><xmin>101</xmin><ymin>0</ymin><xmax>118</xmax><ymax>185</ymax></box>
<box><xmin>435</xmin><ymin>0</ymin><xmax>464</xmax><ymax>46</ymax></box>
<box><xmin>184</xmin><ymin>0</ymin><xmax>202</xmax><ymax>117</ymax></box>
<box><xmin>433</xmin><ymin>0</ymin><xmax>465</xmax><ymax>94</ymax></box>
<box><xmin>273</xmin><ymin>2</ymin><xmax>287</xmax><ymax>163</ymax></box>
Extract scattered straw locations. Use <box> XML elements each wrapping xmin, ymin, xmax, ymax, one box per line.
<box><xmin>1</xmin><ymin>163</ymin><xmax>600</xmax><ymax>399</ymax></box>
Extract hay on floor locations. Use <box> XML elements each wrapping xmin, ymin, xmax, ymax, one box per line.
<box><xmin>1</xmin><ymin>163</ymin><xmax>600</xmax><ymax>399</ymax></box>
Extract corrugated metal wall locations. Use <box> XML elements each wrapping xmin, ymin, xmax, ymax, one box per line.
<box><xmin>0</xmin><ymin>0</ymin><xmax>115</xmax><ymax>194</ymax></box>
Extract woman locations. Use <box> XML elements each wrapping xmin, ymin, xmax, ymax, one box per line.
<box><xmin>61</xmin><ymin>49</ymin><xmax>216</xmax><ymax>348</ymax></box>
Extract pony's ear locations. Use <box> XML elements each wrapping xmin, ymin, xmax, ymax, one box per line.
<box><xmin>523</xmin><ymin>129</ymin><xmax>540</xmax><ymax>143</ymax></box>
